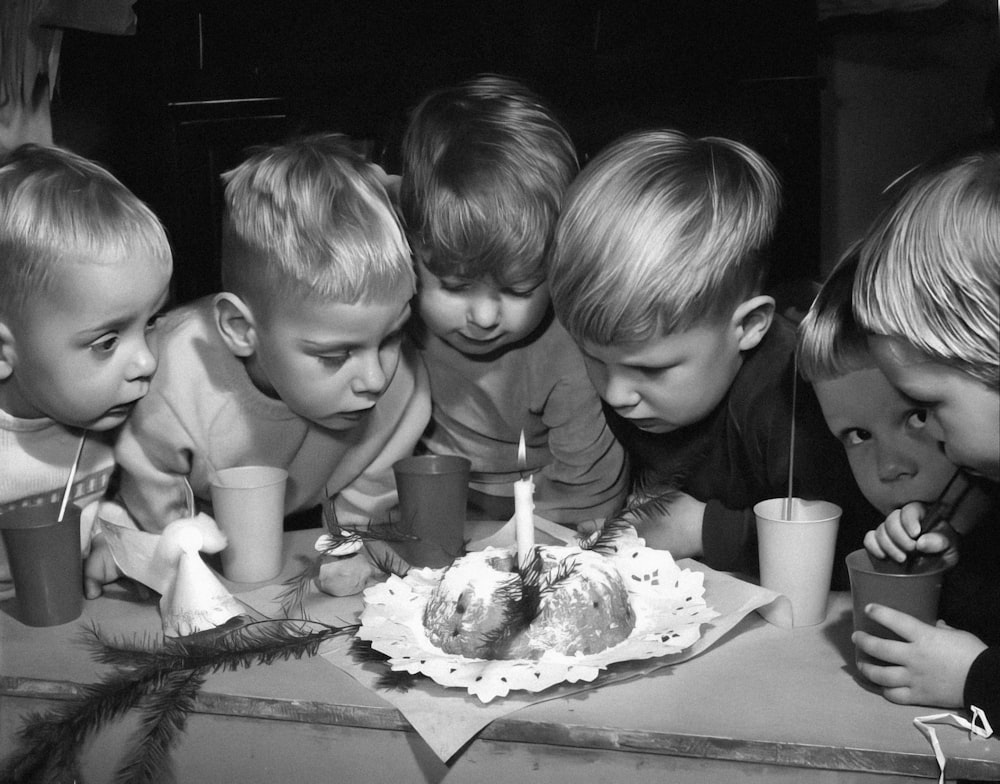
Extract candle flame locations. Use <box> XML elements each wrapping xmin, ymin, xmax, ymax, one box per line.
<box><xmin>517</xmin><ymin>430</ymin><xmax>527</xmax><ymax>474</ymax></box>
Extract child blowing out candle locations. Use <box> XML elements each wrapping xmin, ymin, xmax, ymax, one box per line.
<box><xmin>515</xmin><ymin>430</ymin><xmax>535</xmax><ymax>567</ymax></box>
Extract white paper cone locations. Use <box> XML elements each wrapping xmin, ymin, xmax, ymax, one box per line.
<box><xmin>160</xmin><ymin>547</ymin><xmax>243</xmax><ymax>637</ymax></box>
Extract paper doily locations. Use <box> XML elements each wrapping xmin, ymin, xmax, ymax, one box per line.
<box><xmin>358</xmin><ymin>541</ymin><xmax>719</xmax><ymax>703</ymax></box>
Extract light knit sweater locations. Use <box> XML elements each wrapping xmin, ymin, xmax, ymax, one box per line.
<box><xmin>417</xmin><ymin>314</ymin><xmax>627</xmax><ymax>523</ymax></box>
<box><xmin>115</xmin><ymin>298</ymin><xmax>431</xmax><ymax>532</ymax></box>
<box><xmin>0</xmin><ymin>412</ymin><xmax>116</xmax><ymax>579</ymax></box>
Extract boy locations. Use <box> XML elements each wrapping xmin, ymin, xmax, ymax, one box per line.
<box><xmin>0</xmin><ymin>144</ymin><xmax>172</xmax><ymax>597</ymax></box>
<box><xmin>114</xmin><ymin>134</ymin><xmax>430</xmax><ymax>551</ymax></box>
<box><xmin>799</xmin><ymin>247</ymin><xmax>997</xmax><ymax>637</ymax></box>
<box><xmin>399</xmin><ymin>75</ymin><xmax>626</xmax><ymax>524</ymax></box>
<box><xmin>798</xmin><ymin>248</ymin><xmax>960</xmax><ymax>518</ymax></box>
<box><xmin>547</xmin><ymin>129</ymin><xmax>880</xmax><ymax>586</ymax></box>
<box><xmin>851</xmin><ymin>148</ymin><xmax>999</xmax><ymax>716</ymax></box>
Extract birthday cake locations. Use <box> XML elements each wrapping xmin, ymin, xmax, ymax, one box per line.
<box><xmin>422</xmin><ymin>545</ymin><xmax>635</xmax><ymax>660</ymax></box>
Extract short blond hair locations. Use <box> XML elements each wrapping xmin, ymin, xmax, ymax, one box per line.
<box><xmin>548</xmin><ymin>129</ymin><xmax>781</xmax><ymax>344</ymax></box>
<box><xmin>798</xmin><ymin>245</ymin><xmax>875</xmax><ymax>383</ymax></box>
<box><xmin>853</xmin><ymin>148</ymin><xmax>1000</xmax><ymax>387</ymax></box>
<box><xmin>221</xmin><ymin>133</ymin><xmax>414</xmax><ymax>313</ymax></box>
<box><xmin>0</xmin><ymin>143</ymin><xmax>171</xmax><ymax>317</ymax></box>
<box><xmin>399</xmin><ymin>74</ymin><xmax>577</xmax><ymax>285</ymax></box>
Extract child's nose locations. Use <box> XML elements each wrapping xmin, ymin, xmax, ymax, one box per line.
<box><xmin>601</xmin><ymin>371</ymin><xmax>637</xmax><ymax>410</ymax></box>
<box><xmin>126</xmin><ymin>342</ymin><xmax>157</xmax><ymax>381</ymax></box>
<box><xmin>467</xmin><ymin>294</ymin><xmax>501</xmax><ymax>330</ymax></box>
<box><xmin>876</xmin><ymin>448</ymin><xmax>916</xmax><ymax>483</ymax></box>
<box><xmin>352</xmin><ymin>351</ymin><xmax>388</xmax><ymax>395</ymax></box>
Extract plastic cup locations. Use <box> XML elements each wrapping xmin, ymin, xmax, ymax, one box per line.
<box><xmin>392</xmin><ymin>455</ymin><xmax>470</xmax><ymax>568</ymax></box>
<box><xmin>755</xmin><ymin>498</ymin><xmax>842</xmax><ymax>627</ymax></box>
<box><xmin>0</xmin><ymin>503</ymin><xmax>83</xmax><ymax>626</ymax></box>
<box><xmin>845</xmin><ymin>548</ymin><xmax>948</xmax><ymax>670</ymax></box>
<box><xmin>209</xmin><ymin>466</ymin><xmax>287</xmax><ymax>582</ymax></box>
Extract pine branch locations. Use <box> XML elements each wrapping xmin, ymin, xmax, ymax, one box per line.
<box><xmin>1</xmin><ymin>618</ymin><xmax>360</xmax><ymax>784</ymax></box>
<box><xmin>348</xmin><ymin>638</ymin><xmax>420</xmax><ymax>692</ymax></box>
<box><xmin>4</xmin><ymin>661</ymin><xmax>185</xmax><ymax>784</ymax></box>
<box><xmin>274</xmin><ymin>555</ymin><xmax>321</xmax><ymax>619</ymax></box>
<box><xmin>115</xmin><ymin>669</ymin><xmax>205</xmax><ymax>784</ymax></box>
<box><xmin>582</xmin><ymin>518</ymin><xmax>636</xmax><ymax>555</ymax></box>
<box><xmin>363</xmin><ymin>541</ymin><xmax>410</xmax><ymax>578</ymax></box>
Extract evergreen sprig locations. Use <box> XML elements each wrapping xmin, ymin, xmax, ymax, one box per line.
<box><xmin>1</xmin><ymin>618</ymin><xmax>358</xmax><ymax>784</ymax></box>
<box><xmin>348</xmin><ymin>638</ymin><xmax>420</xmax><ymax>692</ymax></box>
<box><xmin>582</xmin><ymin>518</ymin><xmax>637</xmax><ymax>555</ymax></box>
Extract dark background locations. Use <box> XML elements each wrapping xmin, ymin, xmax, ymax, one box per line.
<box><xmin>49</xmin><ymin>0</ymin><xmax>997</xmax><ymax>308</ymax></box>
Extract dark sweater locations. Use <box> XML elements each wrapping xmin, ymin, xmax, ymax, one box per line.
<box><xmin>606</xmin><ymin>316</ymin><xmax>881</xmax><ymax>590</ymax></box>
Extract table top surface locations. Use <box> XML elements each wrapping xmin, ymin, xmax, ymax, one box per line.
<box><xmin>2</xmin><ymin>525</ymin><xmax>999</xmax><ymax>780</ymax></box>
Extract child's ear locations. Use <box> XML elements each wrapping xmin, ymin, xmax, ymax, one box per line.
<box><xmin>732</xmin><ymin>295</ymin><xmax>775</xmax><ymax>352</ymax></box>
<box><xmin>213</xmin><ymin>293</ymin><xmax>258</xmax><ymax>358</ymax></box>
<box><xmin>0</xmin><ymin>320</ymin><xmax>17</xmax><ymax>380</ymax></box>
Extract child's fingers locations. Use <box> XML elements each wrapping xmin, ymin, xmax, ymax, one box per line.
<box><xmin>83</xmin><ymin>576</ymin><xmax>103</xmax><ymax>600</ymax></box>
<box><xmin>898</xmin><ymin>502</ymin><xmax>927</xmax><ymax>538</ymax></box>
<box><xmin>863</xmin><ymin>603</ymin><xmax>928</xmax><ymax>641</ymax></box>
<box><xmin>870</xmin><ymin>526</ymin><xmax>910</xmax><ymax>562</ymax></box>
<box><xmin>863</xmin><ymin>529</ymin><xmax>889</xmax><ymax>560</ymax></box>
<box><xmin>914</xmin><ymin>530</ymin><xmax>951</xmax><ymax>555</ymax></box>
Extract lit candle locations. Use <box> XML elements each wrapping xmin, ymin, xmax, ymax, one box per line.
<box><xmin>514</xmin><ymin>430</ymin><xmax>535</xmax><ymax>567</ymax></box>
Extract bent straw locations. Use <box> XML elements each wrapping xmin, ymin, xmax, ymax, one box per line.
<box><xmin>783</xmin><ymin>354</ymin><xmax>799</xmax><ymax>521</ymax></box>
<box><xmin>58</xmin><ymin>431</ymin><xmax>87</xmax><ymax>522</ymax></box>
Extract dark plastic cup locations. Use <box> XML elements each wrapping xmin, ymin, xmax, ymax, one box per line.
<box><xmin>1</xmin><ymin>503</ymin><xmax>83</xmax><ymax>626</ymax></box>
<box><xmin>392</xmin><ymin>455</ymin><xmax>470</xmax><ymax>568</ymax></box>
<box><xmin>845</xmin><ymin>548</ymin><xmax>948</xmax><ymax>670</ymax></box>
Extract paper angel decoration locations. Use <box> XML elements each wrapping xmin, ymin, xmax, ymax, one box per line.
<box><xmin>100</xmin><ymin>512</ymin><xmax>243</xmax><ymax>637</ymax></box>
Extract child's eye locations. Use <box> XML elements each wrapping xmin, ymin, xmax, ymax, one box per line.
<box><xmin>380</xmin><ymin>329</ymin><xmax>404</xmax><ymax>352</ymax></box>
<box><xmin>441</xmin><ymin>281</ymin><xmax>471</xmax><ymax>293</ymax></box>
<box><xmin>843</xmin><ymin>428</ymin><xmax>872</xmax><ymax>446</ymax></box>
<box><xmin>318</xmin><ymin>353</ymin><xmax>349</xmax><ymax>370</ymax></box>
<box><xmin>90</xmin><ymin>334</ymin><xmax>119</xmax><ymax>354</ymax></box>
<box><xmin>906</xmin><ymin>409</ymin><xmax>928</xmax><ymax>429</ymax></box>
<box><xmin>145</xmin><ymin>311</ymin><xmax>166</xmax><ymax>332</ymax></box>
<box><xmin>503</xmin><ymin>287</ymin><xmax>538</xmax><ymax>299</ymax></box>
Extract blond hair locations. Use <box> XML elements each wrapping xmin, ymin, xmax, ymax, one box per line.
<box><xmin>0</xmin><ymin>143</ymin><xmax>171</xmax><ymax>317</ymax></box>
<box><xmin>853</xmin><ymin>149</ymin><xmax>1000</xmax><ymax>387</ymax></box>
<box><xmin>221</xmin><ymin>133</ymin><xmax>414</xmax><ymax>313</ymax></box>
<box><xmin>548</xmin><ymin>129</ymin><xmax>781</xmax><ymax>344</ymax></box>
<box><xmin>798</xmin><ymin>245</ymin><xmax>875</xmax><ymax>382</ymax></box>
<box><xmin>399</xmin><ymin>74</ymin><xmax>577</xmax><ymax>285</ymax></box>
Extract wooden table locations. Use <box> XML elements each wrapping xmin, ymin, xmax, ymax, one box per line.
<box><xmin>2</xmin><ymin>528</ymin><xmax>999</xmax><ymax>783</ymax></box>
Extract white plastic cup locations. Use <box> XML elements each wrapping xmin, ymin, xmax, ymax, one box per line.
<box><xmin>755</xmin><ymin>498</ymin><xmax>842</xmax><ymax>627</ymax></box>
<box><xmin>209</xmin><ymin>466</ymin><xmax>288</xmax><ymax>582</ymax></box>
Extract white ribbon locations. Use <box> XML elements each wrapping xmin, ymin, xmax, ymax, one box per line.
<box><xmin>913</xmin><ymin>706</ymin><xmax>993</xmax><ymax>784</ymax></box>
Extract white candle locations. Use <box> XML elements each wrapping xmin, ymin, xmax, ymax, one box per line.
<box><xmin>514</xmin><ymin>430</ymin><xmax>535</xmax><ymax>568</ymax></box>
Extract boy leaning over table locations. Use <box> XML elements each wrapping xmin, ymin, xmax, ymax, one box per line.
<box><xmin>798</xmin><ymin>244</ymin><xmax>998</xmax><ymax>643</ymax></box>
<box><xmin>113</xmin><ymin>133</ymin><xmax>430</xmax><ymax>596</ymax></box>
<box><xmin>547</xmin><ymin>129</ymin><xmax>880</xmax><ymax>589</ymax></box>
<box><xmin>399</xmin><ymin>74</ymin><xmax>627</xmax><ymax>525</ymax></box>
<box><xmin>851</xmin><ymin>147</ymin><xmax>1000</xmax><ymax>722</ymax></box>
<box><xmin>0</xmin><ymin>144</ymin><xmax>174</xmax><ymax>599</ymax></box>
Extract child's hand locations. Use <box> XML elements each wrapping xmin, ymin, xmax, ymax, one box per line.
<box><xmin>82</xmin><ymin>532</ymin><xmax>125</xmax><ymax>599</ymax></box>
<box><xmin>853</xmin><ymin>604</ymin><xmax>987</xmax><ymax>708</ymax></box>
<box><xmin>315</xmin><ymin>551</ymin><xmax>377</xmax><ymax>597</ymax></box>
<box><xmin>626</xmin><ymin>490</ymin><xmax>706</xmax><ymax>557</ymax></box>
<box><xmin>864</xmin><ymin>501</ymin><xmax>959</xmax><ymax>568</ymax></box>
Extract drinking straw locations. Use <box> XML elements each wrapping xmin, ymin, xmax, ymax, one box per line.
<box><xmin>58</xmin><ymin>431</ymin><xmax>87</xmax><ymax>522</ymax></box>
<box><xmin>182</xmin><ymin>477</ymin><xmax>196</xmax><ymax>518</ymax></box>
<box><xmin>904</xmin><ymin>470</ymin><xmax>971</xmax><ymax>572</ymax></box>
<box><xmin>783</xmin><ymin>354</ymin><xmax>798</xmax><ymax>521</ymax></box>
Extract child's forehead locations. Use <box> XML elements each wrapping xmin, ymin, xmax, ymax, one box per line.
<box><xmin>264</xmin><ymin>288</ymin><xmax>410</xmax><ymax>333</ymax></box>
<box><xmin>584</xmin><ymin>322</ymin><xmax>728</xmax><ymax>363</ymax></box>
<box><xmin>819</xmin><ymin>366</ymin><xmax>909</xmax><ymax>407</ymax></box>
